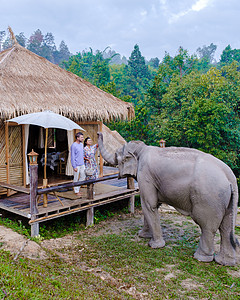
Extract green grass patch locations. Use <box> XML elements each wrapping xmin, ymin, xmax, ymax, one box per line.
<box><xmin>0</xmin><ymin>250</ymin><xmax>132</xmax><ymax>299</ymax></box>
<box><xmin>76</xmin><ymin>226</ymin><xmax>240</xmax><ymax>299</ymax></box>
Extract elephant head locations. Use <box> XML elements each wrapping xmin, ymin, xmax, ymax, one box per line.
<box><xmin>97</xmin><ymin>132</ymin><xmax>145</xmax><ymax>179</ymax></box>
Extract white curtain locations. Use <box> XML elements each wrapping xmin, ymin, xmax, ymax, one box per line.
<box><xmin>66</xmin><ymin>130</ymin><xmax>74</xmax><ymax>176</ymax></box>
<box><xmin>24</xmin><ymin>125</ymin><xmax>30</xmax><ymax>185</ymax></box>
<box><xmin>38</xmin><ymin>127</ymin><xmax>44</xmax><ymax>148</ymax></box>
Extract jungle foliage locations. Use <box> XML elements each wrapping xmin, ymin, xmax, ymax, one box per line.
<box><xmin>1</xmin><ymin>29</ymin><xmax>240</xmax><ymax>178</ymax></box>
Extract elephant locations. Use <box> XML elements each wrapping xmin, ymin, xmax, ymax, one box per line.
<box><xmin>97</xmin><ymin>132</ymin><xmax>239</xmax><ymax>266</ymax></box>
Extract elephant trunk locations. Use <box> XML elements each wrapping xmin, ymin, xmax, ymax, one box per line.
<box><xmin>97</xmin><ymin>132</ymin><xmax>117</xmax><ymax>166</ymax></box>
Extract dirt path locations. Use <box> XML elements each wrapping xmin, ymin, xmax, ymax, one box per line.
<box><xmin>0</xmin><ymin>205</ymin><xmax>239</xmax><ymax>262</ymax></box>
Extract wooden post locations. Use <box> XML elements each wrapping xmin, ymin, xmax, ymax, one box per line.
<box><xmin>22</xmin><ymin>125</ymin><xmax>26</xmax><ymax>187</ymax></box>
<box><xmin>99</xmin><ymin>121</ymin><xmax>103</xmax><ymax>177</ymax></box>
<box><xmin>30</xmin><ymin>164</ymin><xmax>39</xmax><ymax>237</ymax></box>
<box><xmin>127</xmin><ymin>177</ymin><xmax>135</xmax><ymax>214</ymax></box>
<box><xmin>86</xmin><ymin>183</ymin><xmax>94</xmax><ymax>226</ymax></box>
<box><xmin>43</xmin><ymin>128</ymin><xmax>48</xmax><ymax>208</ymax></box>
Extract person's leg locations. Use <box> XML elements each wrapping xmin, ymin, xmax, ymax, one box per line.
<box><xmin>79</xmin><ymin>165</ymin><xmax>86</xmax><ymax>182</ymax></box>
<box><xmin>73</xmin><ymin>166</ymin><xmax>80</xmax><ymax>194</ymax></box>
<box><xmin>76</xmin><ymin>165</ymin><xmax>86</xmax><ymax>195</ymax></box>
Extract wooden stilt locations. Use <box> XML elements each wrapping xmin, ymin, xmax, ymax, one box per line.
<box><xmin>31</xmin><ymin>222</ymin><xmax>39</xmax><ymax>237</ymax></box>
<box><xmin>29</xmin><ymin>163</ymin><xmax>39</xmax><ymax>237</ymax></box>
<box><xmin>86</xmin><ymin>183</ymin><xmax>94</xmax><ymax>226</ymax></box>
<box><xmin>86</xmin><ymin>207</ymin><xmax>94</xmax><ymax>227</ymax></box>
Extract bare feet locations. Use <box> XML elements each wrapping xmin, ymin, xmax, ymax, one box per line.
<box><xmin>75</xmin><ymin>192</ymin><xmax>82</xmax><ymax>197</ymax></box>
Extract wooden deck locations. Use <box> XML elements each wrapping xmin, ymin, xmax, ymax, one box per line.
<box><xmin>0</xmin><ymin>177</ymin><xmax>139</xmax><ymax>224</ymax></box>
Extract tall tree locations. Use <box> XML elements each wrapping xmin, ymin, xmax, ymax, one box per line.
<box><xmin>147</xmin><ymin>57</ymin><xmax>160</xmax><ymax>69</ymax></box>
<box><xmin>41</xmin><ymin>32</ymin><xmax>56</xmax><ymax>62</ymax></box>
<box><xmin>149</xmin><ymin>64</ymin><xmax>240</xmax><ymax>172</ymax></box>
<box><xmin>54</xmin><ymin>40</ymin><xmax>70</xmax><ymax>64</ymax></box>
<box><xmin>27</xmin><ymin>29</ymin><xmax>44</xmax><ymax>56</ymax></box>
<box><xmin>128</xmin><ymin>44</ymin><xmax>150</xmax><ymax>79</ymax></box>
<box><xmin>0</xmin><ymin>31</ymin><xmax>6</xmax><ymax>52</ymax></box>
<box><xmin>63</xmin><ymin>49</ymin><xmax>111</xmax><ymax>88</ymax></box>
<box><xmin>16</xmin><ymin>32</ymin><xmax>27</xmax><ymax>47</ymax></box>
<box><xmin>196</xmin><ymin>43</ymin><xmax>217</xmax><ymax>63</ymax></box>
<box><xmin>220</xmin><ymin>45</ymin><xmax>240</xmax><ymax>65</ymax></box>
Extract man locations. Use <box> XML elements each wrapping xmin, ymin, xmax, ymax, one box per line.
<box><xmin>71</xmin><ymin>132</ymin><xmax>85</xmax><ymax>196</ymax></box>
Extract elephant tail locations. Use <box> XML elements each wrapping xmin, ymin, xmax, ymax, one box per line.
<box><xmin>229</xmin><ymin>182</ymin><xmax>239</xmax><ymax>249</ymax></box>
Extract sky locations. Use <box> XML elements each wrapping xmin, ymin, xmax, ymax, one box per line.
<box><xmin>1</xmin><ymin>0</ymin><xmax>240</xmax><ymax>61</ymax></box>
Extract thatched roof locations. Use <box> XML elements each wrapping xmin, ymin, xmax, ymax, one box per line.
<box><xmin>0</xmin><ymin>31</ymin><xmax>134</xmax><ymax>122</ymax></box>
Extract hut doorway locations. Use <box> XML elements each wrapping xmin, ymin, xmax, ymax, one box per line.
<box><xmin>27</xmin><ymin>125</ymin><xmax>71</xmax><ymax>185</ymax></box>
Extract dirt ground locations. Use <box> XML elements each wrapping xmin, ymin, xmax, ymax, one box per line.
<box><xmin>0</xmin><ymin>204</ymin><xmax>239</xmax><ymax>262</ymax></box>
<box><xmin>0</xmin><ymin>205</ymin><xmax>239</xmax><ymax>299</ymax></box>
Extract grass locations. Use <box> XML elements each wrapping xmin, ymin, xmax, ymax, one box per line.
<box><xmin>0</xmin><ymin>250</ymin><xmax>131</xmax><ymax>299</ymax></box>
<box><xmin>0</xmin><ymin>200</ymin><xmax>128</xmax><ymax>240</ymax></box>
<box><xmin>78</xmin><ymin>225</ymin><xmax>240</xmax><ymax>299</ymax></box>
<box><xmin>0</xmin><ymin>201</ymin><xmax>239</xmax><ymax>299</ymax></box>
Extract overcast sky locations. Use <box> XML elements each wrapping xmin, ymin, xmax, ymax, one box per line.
<box><xmin>1</xmin><ymin>0</ymin><xmax>239</xmax><ymax>61</ymax></box>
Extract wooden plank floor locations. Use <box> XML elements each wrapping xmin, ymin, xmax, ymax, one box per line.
<box><xmin>0</xmin><ymin>178</ymin><xmax>139</xmax><ymax>222</ymax></box>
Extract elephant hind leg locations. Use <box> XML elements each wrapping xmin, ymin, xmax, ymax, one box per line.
<box><xmin>194</xmin><ymin>228</ymin><xmax>215</xmax><ymax>263</ymax></box>
<box><xmin>192</xmin><ymin>207</ymin><xmax>219</xmax><ymax>263</ymax></box>
<box><xmin>214</xmin><ymin>210</ymin><xmax>239</xmax><ymax>266</ymax></box>
<box><xmin>138</xmin><ymin>216</ymin><xmax>153</xmax><ymax>239</ymax></box>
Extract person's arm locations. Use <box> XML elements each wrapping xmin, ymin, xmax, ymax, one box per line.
<box><xmin>93</xmin><ymin>144</ymin><xmax>98</xmax><ymax>154</ymax></box>
<box><xmin>71</xmin><ymin>144</ymin><xmax>78</xmax><ymax>171</ymax></box>
<box><xmin>83</xmin><ymin>148</ymin><xmax>90</xmax><ymax>162</ymax></box>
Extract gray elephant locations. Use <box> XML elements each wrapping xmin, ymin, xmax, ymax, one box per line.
<box><xmin>98</xmin><ymin>132</ymin><xmax>239</xmax><ymax>266</ymax></box>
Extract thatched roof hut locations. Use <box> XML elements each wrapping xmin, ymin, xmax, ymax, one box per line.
<box><xmin>0</xmin><ymin>30</ymin><xmax>134</xmax><ymax>121</ymax></box>
<box><xmin>0</xmin><ymin>29</ymin><xmax>133</xmax><ymax>193</ymax></box>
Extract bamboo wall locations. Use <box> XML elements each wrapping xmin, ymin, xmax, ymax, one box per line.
<box><xmin>0</xmin><ymin>122</ymin><xmax>7</xmax><ymax>194</ymax></box>
<box><xmin>0</xmin><ymin>123</ymin><xmax>23</xmax><ymax>194</ymax></box>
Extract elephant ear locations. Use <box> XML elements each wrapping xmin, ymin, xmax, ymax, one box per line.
<box><xmin>120</xmin><ymin>141</ymin><xmax>144</xmax><ymax>178</ymax></box>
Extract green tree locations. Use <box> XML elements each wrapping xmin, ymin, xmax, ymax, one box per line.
<box><xmin>27</xmin><ymin>29</ymin><xmax>44</xmax><ymax>56</ymax></box>
<box><xmin>0</xmin><ymin>31</ymin><xmax>6</xmax><ymax>51</ymax></box>
<box><xmin>196</xmin><ymin>43</ymin><xmax>217</xmax><ymax>63</ymax></box>
<box><xmin>147</xmin><ymin>57</ymin><xmax>160</xmax><ymax>69</ymax></box>
<box><xmin>146</xmin><ymin>48</ymin><xmax>198</xmax><ymax>115</ymax></box>
<box><xmin>63</xmin><ymin>49</ymin><xmax>111</xmax><ymax>88</ymax></box>
<box><xmin>16</xmin><ymin>32</ymin><xmax>27</xmax><ymax>47</ymax></box>
<box><xmin>41</xmin><ymin>32</ymin><xmax>56</xmax><ymax>62</ymax></box>
<box><xmin>220</xmin><ymin>45</ymin><xmax>240</xmax><ymax>66</ymax></box>
<box><xmin>150</xmin><ymin>64</ymin><xmax>240</xmax><ymax>172</ymax></box>
<box><xmin>53</xmin><ymin>40</ymin><xmax>70</xmax><ymax>65</ymax></box>
<box><xmin>128</xmin><ymin>44</ymin><xmax>150</xmax><ymax>79</ymax></box>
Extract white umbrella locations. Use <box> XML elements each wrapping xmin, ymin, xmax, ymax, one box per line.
<box><xmin>7</xmin><ymin>111</ymin><xmax>85</xmax><ymax>206</ymax></box>
<box><xmin>7</xmin><ymin>110</ymin><xmax>84</xmax><ymax>131</ymax></box>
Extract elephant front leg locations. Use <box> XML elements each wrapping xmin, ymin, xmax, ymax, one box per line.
<box><xmin>141</xmin><ymin>197</ymin><xmax>165</xmax><ymax>249</ymax></box>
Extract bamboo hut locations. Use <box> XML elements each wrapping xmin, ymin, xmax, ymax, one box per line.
<box><xmin>0</xmin><ymin>28</ymin><xmax>134</xmax><ymax>195</ymax></box>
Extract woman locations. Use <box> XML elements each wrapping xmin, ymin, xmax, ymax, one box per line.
<box><xmin>83</xmin><ymin>137</ymin><xmax>99</xmax><ymax>180</ymax></box>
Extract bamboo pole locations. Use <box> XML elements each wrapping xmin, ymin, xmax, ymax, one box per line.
<box><xmin>44</xmin><ymin>128</ymin><xmax>48</xmax><ymax>180</ymax></box>
<box><xmin>43</xmin><ymin>127</ymin><xmax>48</xmax><ymax>207</ymax></box>
<box><xmin>22</xmin><ymin>125</ymin><xmax>26</xmax><ymax>187</ymax></box>
<box><xmin>99</xmin><ymin>121</ymin><xmax>103</xmax><ymax>177</ymax></box>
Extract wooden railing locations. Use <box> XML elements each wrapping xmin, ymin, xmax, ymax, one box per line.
<box><xmin>29</xmin><ymin>164</ymin><xmax>136</xmax><ymax>237</ymax></box>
